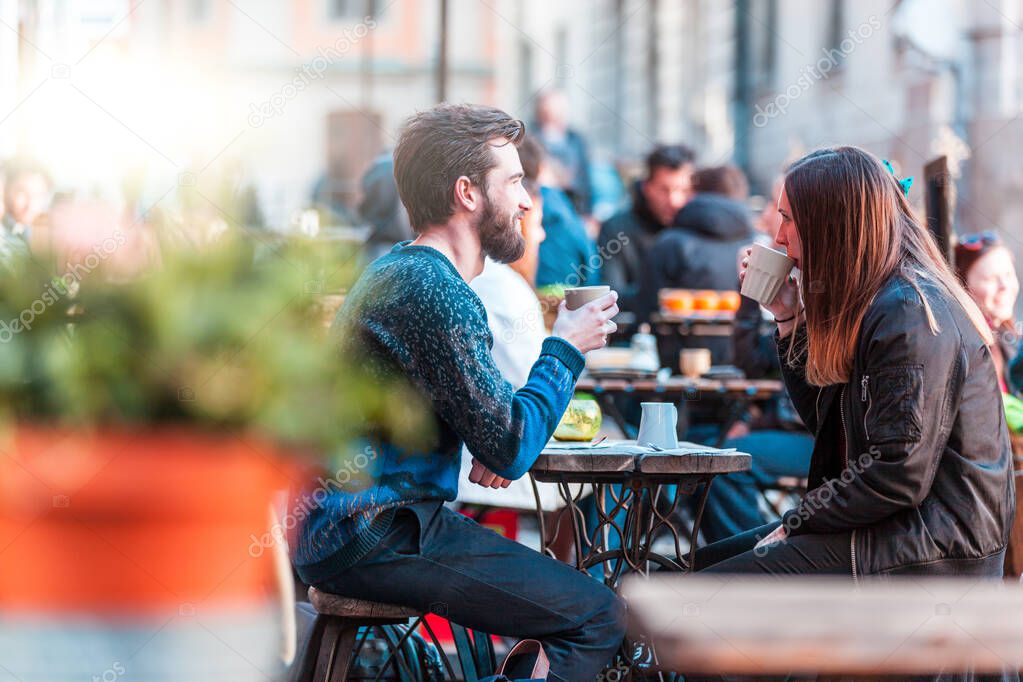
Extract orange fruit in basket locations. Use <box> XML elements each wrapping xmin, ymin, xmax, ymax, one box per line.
<box><xmin>718</xmin><ymin>291</ymin><xmax>741</xmax><ymax>311</ymax></box>
<box><xmin>693</xmin><ymin>290</ymin><xmax>720</xmax><ymax>311</ymax></box>
<box><xmin>663</xmin><ymin>290</ymin><xmax>694</xmax><ymax>313</ymax></box>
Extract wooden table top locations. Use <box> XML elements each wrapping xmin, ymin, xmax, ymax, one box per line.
<box><xmin>623</xmin><ymin>575</ymin><xmax>1023</xmax><ymax>676</ymax></box>
<box><xmin>532</xmin><ymin>441</ymin><xmax>752</xmax><ymax>482</ymax></box>
<box><xmin>577</xmin><ymin>375</ymin><xmax>784</xmax><ymax>399</ymax></box>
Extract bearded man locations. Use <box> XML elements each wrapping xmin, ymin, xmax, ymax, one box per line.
<box><xmin>294</xmin><ymin>104</ymin><xmax>625</xmax><ymax>682</ymax></box>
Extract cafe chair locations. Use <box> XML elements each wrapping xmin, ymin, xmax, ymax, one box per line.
<box><xmin>291</xmin><ymin>588</ymin><xmax>442</xmax><ymax>681</ymax></box>
<box><xmin>292</xmin><ymin>587</ymin><xmax>500</xmax><ymax>681</ymax></box>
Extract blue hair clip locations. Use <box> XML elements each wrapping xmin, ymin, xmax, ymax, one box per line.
<box><xmin>882</xmin><ymin>159</ymin><xmax>914</xmax><ymax>197</ymax></box>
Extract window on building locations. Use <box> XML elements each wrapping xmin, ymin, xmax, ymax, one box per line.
<box><xmin>518</xmin><ymin>39</ymin><xmax>534</xmax><ymax>110</ymax></box>
<box><xmin>826</xmin><ymin>0</ymin><xmax>846</xmax><ymax>58</ymax></box>
<box><xmin>329</xmin><ymin>0</ymin><xmax>379</xmax><ymax>22</ymax></box>
<box><xmin>749</xmin><ymin>0</ymin><xmax>777</xmax><ymax>91</ymax></box>
<box><xmin>189</xmin><ymin>0</ymin><xmax>211</xmax><ymax>24</ymax></box>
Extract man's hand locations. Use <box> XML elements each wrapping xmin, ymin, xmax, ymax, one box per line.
<box><xmin>468</xmin><ymin>458</ymin><xmax>513</xmax><ymax>489</ymax></box>
<box><xmin>551</xmin><ymin>291</ymin><xmax>619</xmax><ymax>353</ymax></box>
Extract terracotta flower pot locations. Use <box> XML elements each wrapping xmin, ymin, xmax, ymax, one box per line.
<box><xmin>0</xmin><ymin>425</ymin><xmax>292</xmax><ymax>616</ymax></box>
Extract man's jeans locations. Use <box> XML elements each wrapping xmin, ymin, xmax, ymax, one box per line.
<box><xmin>315</xmin><ymin>501</ymin><xmax>627</xmax><ymax>682</ymax></box>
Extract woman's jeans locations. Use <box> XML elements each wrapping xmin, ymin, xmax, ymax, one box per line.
<box><xmin>696</xmin><ymin>520</ymin><xmax>853</xmax><ymax>574</ymax></box>
<box><xmin>315</xmin><ymin>501</ymin><xmax>627</xmax><ymax>682</ymax></box>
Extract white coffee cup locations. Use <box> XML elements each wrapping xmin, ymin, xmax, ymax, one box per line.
<box><xmin>637</xmin><ymin>402</ymin><xmax>679</xmax><ymax>450</ymax></box>
<box><xmin>564</xmin><ymin>285</ymin><xmax>611</xmax><ymax>311</ymax></box>
<box><xmin>740</xmin><ymin>243</ymin><xmax>795</xmax><ymax>306</ymax></box>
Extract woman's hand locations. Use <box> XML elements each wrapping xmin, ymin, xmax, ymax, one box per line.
<box><xmin>754</xmin><ymin>524</ymin><xmax>788</xmax><ymax>550</ymax></box>
<box><xmin>739</xmin><ymin>247</ymin><xmax>801</xmax><ymax>337</ymax></box>
<box><xmin>468</xmin><ymin>458</ymin><xmax>512</xmax><ymax>489</ymax></box>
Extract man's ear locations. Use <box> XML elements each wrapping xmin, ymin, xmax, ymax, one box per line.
<box><xmin>453</xmin><ymin>176</ymin><xmax>480</xmax><ymax>213</ymax></box>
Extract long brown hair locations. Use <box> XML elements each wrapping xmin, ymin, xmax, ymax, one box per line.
<box><xmin>784</xmin><ymin>146</ymin><xmax>992</xmax><ymax>386</ymax></box>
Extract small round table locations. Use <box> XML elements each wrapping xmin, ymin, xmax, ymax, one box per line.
<box><xmin>529</xmin><ymin>442</ymin><xmax>752</xmax><ymax>677</ymax></box>
<box><xmin>528</xmin><ymin>442</ymin><xmax>752</xmax><ymax>587</ymax></box>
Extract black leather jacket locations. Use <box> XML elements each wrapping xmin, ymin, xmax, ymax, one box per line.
<box><xmin>780</xmin><ymin>272</ymin><xmax>1015</xmax><ymax>576</ymax></box>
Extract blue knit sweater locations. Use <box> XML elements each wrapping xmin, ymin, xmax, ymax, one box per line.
<box><xmin>294</xmin><ymin>242</ymin><xmax>585</xmax><ymax>584</ymax></box>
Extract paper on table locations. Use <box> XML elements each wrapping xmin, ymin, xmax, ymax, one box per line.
<box><xmin>544</xmin><ymin>439</ymin><xmax>736</xmax><ymax>455</ymax></box>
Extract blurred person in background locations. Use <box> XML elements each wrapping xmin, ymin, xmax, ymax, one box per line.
<box><xmin>1</xmin><ymin>160</ymin><xmax>51</xmax><ymax>264</ymax></box>
<box><xmin>690</xmin><ymin>164</ymin><xmax>749</xmax><ymax>201</ymax></box>
<box><xmin>956</xmin><ymin>233</ymin><xmax>1023</xmax><ymax>583</ymax></box>
<box><xmin>599</xmin><ymin>144</ymin><xmax>695</xmax><ymax>317</ymax></box>
<box><xmin>954</xmin><ymin>232</ymin><xmax>1020</xmax><ymax>394</ymax></box>
<box><xmin>606</xmin><ymin>163</ymin><xmax>757</xmax><ymax>542</ymax></box>
<box><xmin>359</xmin><ymin>152</ymin><xmax>414</xmax><ymax>262</ymax></box>
<box><xmin>535</xmin><ymin>136</ymin><xmax>601</xmax><ymax>289</ymax></box>
<box><xmin>535</xmin><ymin>89</ymin><xmax>593</xmax><ymax>218</ymax></box>
<box><xmin>642</xmin><ymin>164</ymin><xmax>754</xmax><ymax>348</ymax></box>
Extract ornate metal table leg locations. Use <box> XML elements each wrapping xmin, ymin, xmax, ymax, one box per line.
<box><xmin>686</xmin><ymin>474</ymin><xmax>716</xmax><ymax>572</ymax></box>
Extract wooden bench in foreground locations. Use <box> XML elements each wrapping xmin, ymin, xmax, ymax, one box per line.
<box><xmin>622</xmin><ymin>575</ymin><xmax>1023</xmax><ymax>677</ymax></box>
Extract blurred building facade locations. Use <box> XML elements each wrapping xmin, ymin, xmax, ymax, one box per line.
<box><xmin>530</xmin><ymin>0</ymin><xmax>1023</xmax><ymax>241</ymax></box>
<box><xmin>1</xmin><ymin>0</ymin><xmax>503</xmax><ymax>228</ymax></box>
<box><xmin>2</xmin><ymin>0</ymin><xmax>1021</xmax><ymax>241</ymax></box>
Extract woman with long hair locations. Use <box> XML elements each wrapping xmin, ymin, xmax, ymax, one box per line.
<box><xmin>698</xmin><ymin>146</ymin><xmax>1015</xmax><ymax>578</ymax></box>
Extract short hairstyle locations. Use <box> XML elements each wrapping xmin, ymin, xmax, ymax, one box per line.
<box><xmin>691</xmin><ymin>164</ymin><xmax>749</xmax><ymax>200</ymax></box>
<box><xmin>393</xmin><ymin>104</ymin><xmax>526</xmax><ymax>232</ymax></box>
<box><xmin>645</xmin><ymin>144</ymin><xmax>696</xmax><ymax>178</ymax></box>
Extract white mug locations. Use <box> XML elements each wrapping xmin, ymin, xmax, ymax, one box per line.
<box><xmin>637</xmin><ymin>402</ymin><xmax>679</xmax><ymax>450</ymax></box>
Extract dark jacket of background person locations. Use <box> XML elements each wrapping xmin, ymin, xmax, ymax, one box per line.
<box><xmin>1011</xmin><ymin>342</ymin><xmax>1023</xmax><ymax>395</ymax></box>
<box><xmin>359</xmin><ymin>154</ymin><xmax>413</xmax><ymax>262</ymax></box>
<box><xmin>733</xmin><ymin>294</ymin><xmax>805</xmax><ymax>431</ymax></box>
<box><xmin>598</xmin><ymin>180</ymin><xmax>665</xmax><ymax>316</ymax></box>
<box><xmin>1000</xmin><ymin>335</ymin><xmax>1020</xmax><ymax>396</ymax></box>
<box><xmin>733</xmin><ymin>293</ymin><xmax>778</xmax><ymax>379</ymax></box>
<box><xmin>652</xmin><ymin>192</ymin><xmax>753</xmax><ymax>292</ymax></box>
<box><xmin>780</xmin><ymin>273</ymin><xmax>1015</xmax><ymax>576</ymax></box>
<box><xmin>642</xmin><ymin>193</ymin><xmax>753</xmax><ymax>364</ymax></box>
<box><xmin>536</xmin><ymin>185</ymin><xmax>599</xmax><ymax>288</ymax></box>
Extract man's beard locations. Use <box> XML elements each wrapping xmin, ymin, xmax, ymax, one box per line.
<box><xmin>478</xmin><ymin>195</ymin><xmax>525</xmax><ymax>264</ymax></box>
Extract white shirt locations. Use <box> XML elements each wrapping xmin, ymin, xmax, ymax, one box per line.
<box><xmin>458</xmin><ymin>258</ymin><xmax>568</xmax><ymax>511</ymax></box>
<box><xmin>469</xmin><ymin>258</ymin><xmax>546</xmax><ymax>388</ymax></box>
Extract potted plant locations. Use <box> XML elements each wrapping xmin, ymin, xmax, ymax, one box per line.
<box><xmin>0</xmin><ymin>207</ymin><xmax>426</xmax><ymax>680</ymax></box>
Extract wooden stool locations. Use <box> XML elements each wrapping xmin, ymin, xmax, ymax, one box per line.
<box><xmin>303</xmin><ymin>587</ymin><xmax>430</xmax><ymax>681</ymax></box>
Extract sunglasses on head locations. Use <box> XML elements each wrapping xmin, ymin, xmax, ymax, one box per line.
<box><xmin>958</xmin><ymin>230</ymin><xmax>1000</xmax><ymax>251</ymax></box>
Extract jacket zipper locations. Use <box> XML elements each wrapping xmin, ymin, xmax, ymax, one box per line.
<box><xmin>860</xmin><ymin>374</ymin><xmax>871</xmax><ymax>441</ymax></box>
<box><xmin>840</xmin><ymin>385</ymin><xmax>859</xmax><ymax>584</ymax></box>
